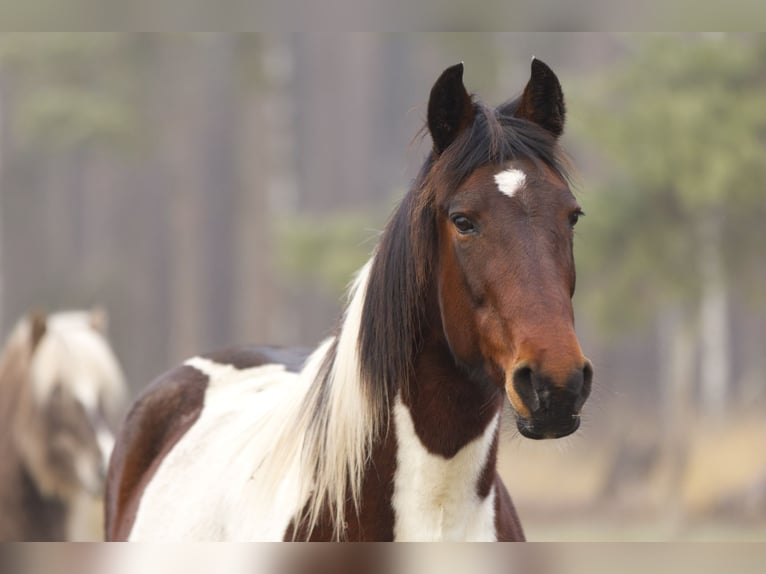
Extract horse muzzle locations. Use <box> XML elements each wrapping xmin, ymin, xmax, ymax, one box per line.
<box><xmin>506</xmin><ymin>360</ymin><xmax>593</xmax><ymax>440</ymax></box>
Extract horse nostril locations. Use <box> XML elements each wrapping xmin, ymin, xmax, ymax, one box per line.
<box><xmin>512</xmin><ymin>365</ymin><xmax>540</xmax><ymax>413</ymax></box>
<box><xmin>581</xmin><ymin>360</ymin><xmax>593</xmax><ymax>399</ymax></box>
<box><xmin>567</xmin><ymin>369</ymin><xmax>584</xmax><ymax>397</ymax></box>
<box><xmin>569</xmin><ymin>360</ymin><xmax>593</xmax><ymax>411</ymax></box>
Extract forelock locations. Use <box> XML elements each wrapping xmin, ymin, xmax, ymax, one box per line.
<box><xmin>419</xmin><ymin>100</ymin><xmax>570</xmax><ymax>205</ymax></box>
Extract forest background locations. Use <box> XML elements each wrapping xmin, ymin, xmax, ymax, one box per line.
<box><xmin>1</xmin><ymin>33</ymin><xmax>764</xmax><ymax>540</ymax></box>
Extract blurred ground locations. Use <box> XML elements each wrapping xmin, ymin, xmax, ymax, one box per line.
<box><xmin>499</xmin><ymin>407</ymin><xmax>766</xmax><ymax>541</ymax></box>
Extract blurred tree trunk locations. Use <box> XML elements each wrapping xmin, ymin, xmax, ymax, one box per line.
<box><xmin>698</xmin><ymin>212</ymin><xmax>730</xmax><ymax>419</ymax></box>
<box><xmin>288</xmin><ymin>33</ymin><xmax>383</xmax><ymax>344</ymax></box>
<box><xmin>197</xmin><ymin>34</ymin><xmax>239</xmax><ymax>350</ymax></box>
<box><xmin>163</xmin><ymin>34</ymin><xmax>244</xmax><ymax>359</ymax></box>
<box><xmin>235</xmin><ymin>36</ymin><xmax>288</xmax><ymax>345</ymax></box>
<box><xmin>46</xmin><ymin>147</ymin><xmax>87</xmax><ymax>288</ymax></box>
<box><xmin>163</xmin><ymin>36</ymin><xmax>213</xmax><ymax>362</ymax></box>
<box><xmin>658</xmin><ymin>304</ymin><xmax>695</xmax><ymax>527</ymax></box>
<box><xmin>293</xmin><ymin>33</ymin><xmax>380</xmax><ymax>213</ymax></box>
<box><xmin>162</xmin><ymin>36</ymin><xmax>205</xmax><ymax>362</ymax></box>
<box><xmin>0</xmin><ymin>70</ymin><xmax>6</xmax><ymax>330</ymax></box>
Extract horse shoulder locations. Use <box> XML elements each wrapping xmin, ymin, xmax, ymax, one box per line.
<box><xmin>105</xmin><ymin>345</ymin><xmax>309</xmax><ymax>541</ymax></box>
<box><xmin>494</xmin><ymin>475</ymin><xmax>526</xmax><ymax>541</ymax></box>
<box><xmin>105</xmin><ymin>363</ymin><xmax>208</xmax><ymax>541</ymax></box>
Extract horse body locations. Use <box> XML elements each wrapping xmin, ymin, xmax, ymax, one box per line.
<box><xmin>111</xmin><ymin>277</ymin><xmax>520</xmax><ymax>541</ymax></box>
<box><xmin>0</xmin><ymin>310</ymin><xmax>126</xmax><ymax>541</ymax></box>
<box><xmin>107</xmin><ymin>59</ymin><xmax>591</xmax><ymax>541</ymax></box>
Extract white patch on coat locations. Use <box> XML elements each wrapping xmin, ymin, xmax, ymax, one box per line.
<box><xmin>185</xmin><ymin>356</ymin><xmax>288</xmax><ymax>391</ymax></box>
<box><xmin>494</xmin><ymin>168</ymin><xmax>526</xmax><ymax>199</ymax></box>
<box><xmin>391</xmin><ymin>395</ymin><xmax>498</xmax><ymax>541</ymax></box>
<box><xmin>127</xmin><ymin>360</ymin><xmax>309</xmax><ymax>541</ymax></box>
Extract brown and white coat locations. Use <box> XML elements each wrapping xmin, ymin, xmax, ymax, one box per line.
<box><xmin>106</xmin><ymin>59</ymin><xmax>591</xmax><ymax>542</ymax></box>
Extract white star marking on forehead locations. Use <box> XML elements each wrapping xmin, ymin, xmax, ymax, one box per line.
<box><xmin>494</xmin><ymin>168</ymin><xmax>526</xmax><ymax>198</ymax></box>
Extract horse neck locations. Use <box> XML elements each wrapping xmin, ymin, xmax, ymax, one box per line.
<box><xmin>311</xmin><ymin>330</ymin><xmax>504</xmax><ymax>541</ymax></box>
<box><xmin>377</xmin><ymin>303</ymin><xmax>503</xmax><ymax>541</ymax></box>
<box><xmin>401</xmin><ymin>301</ymin><xmax>505</xmax><ymax>458</ymax></box>
<box><xmin>331</xmin><ymin>210</ymin><xmax>504</xmax><ymax>539</ymax></box>
<box><xmin>363</xmin><ymin>220</ymin><xmax>503</xmax><ymax>466</ymax></box>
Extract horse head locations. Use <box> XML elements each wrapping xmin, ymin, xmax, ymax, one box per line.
<box><xmin>425</xmin><ymin>60</ymin><xmax>592</xmax><ymax>439</ymax></box>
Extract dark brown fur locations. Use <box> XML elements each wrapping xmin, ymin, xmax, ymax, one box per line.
<box><xmin>494</xmin><ymin>476</ymin><xmax>525</xmax><ymax>540</ymax></box>
<box><xmin>203</xmin><ymin>345</ymin><xmax>309</xmax><ymax>373</ymax></box>
<box><xmin>285</xmin><ymin>425</ymin><xmax>398</xmax><ymax>541</ymax></box>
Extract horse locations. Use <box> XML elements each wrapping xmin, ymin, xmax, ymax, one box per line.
<box><xmin>0</xmin><ymin>309</ymin><xmax>127</xmax><ymax>541</ymax></box>
<box><xmin>106</xmin><ymin>58</ymin><xmax>593</xmax><ymax>541</ymax></box>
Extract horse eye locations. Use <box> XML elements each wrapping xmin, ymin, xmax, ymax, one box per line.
<box><xmin>569</xmin><ymin>209</ymin><xmax>584</xmax><ymax>230</ymax></box>
<box><xmin>450</xmin><ymin>214</ymin><xmax>477</xmax><ymax>235</ymax></box>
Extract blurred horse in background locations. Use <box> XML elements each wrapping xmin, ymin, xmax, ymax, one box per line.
<box><xmin>0</xmin><ymin>309</ymin><xmax>126</xmax><ymax>541</ymax></box>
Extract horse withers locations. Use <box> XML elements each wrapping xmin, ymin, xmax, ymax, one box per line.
<box><xmin>0</xmin><ymin>310</ymin><xmax>127</xmax><ymax>541</ymax></box>
<box><xmin>106</xmin><ymin>59</ymin><xmax>592</xmax><ymax>541</ymax></box>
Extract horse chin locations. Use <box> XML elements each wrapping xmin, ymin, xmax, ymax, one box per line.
<box><xmin>515</xmin><ymin>415</ymin><xmax>580</xmax><ymax>440</ymax></box>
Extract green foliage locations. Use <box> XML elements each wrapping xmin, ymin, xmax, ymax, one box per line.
<box><xmin>275</xmin><ymin>212</ymin><xmax>381</xmax><ymax>295</ymax></box>
<box><xmin>0</xmin><ymin>34</ymin><xmax>268</xmax><ymax>152</ymax></box>
<box><xmin>235</xmin><ymin>33</ymin><xmax>266</xmax><ymax>91</ymax></box>
<box><xmin>15</xmin><ymin>87</ymin><xmax>134</xmax><ymax>149</ymax></box>
<box><xmin>569</xmin><ymin>34</ymin><xmax>766</xmax><ymax>332</ymax></box>
<box><xmin>0</xmin><ymin>33</ymin><xmax>144</xmax><ymax>151</ymax></box>
<box><xmin>592</xmin><ymin>36</ymin><xmax>764</xmax><ymax>211</ymax></box>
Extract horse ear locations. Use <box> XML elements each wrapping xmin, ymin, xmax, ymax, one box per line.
<box><xmin>29</xmin><ymin>311</ymin><xmax>47</xmax><ymax>350</ymax></box>
<box><xmin>89</xmin><ymin>306</ymin><xmax>109</xmax><ymax>334</ymax></box>
<box><xmin>513</xmin><ymin>58</ymin><xmax>566</xmax><ymax>138</ymax></box>
<box><xmin>427</xmin><ymin>63</ymin><xmax>474</xmax><ymax>154</ymax></box>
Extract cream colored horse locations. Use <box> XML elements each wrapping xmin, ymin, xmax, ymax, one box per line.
<box><xmin>0</xmin><ymin>309</ymin><xmax>126</xmax><ymax>541</ymax></box>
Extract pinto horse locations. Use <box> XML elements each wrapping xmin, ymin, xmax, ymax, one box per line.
<box><xmin>0</xmin><ymin>310</ymin><xmax>127</xmax><ymax>541</ymax></box>
<box><xmin>106</xmin><ymin>59</ymin><xmax>592</xmax><ymax>541</ymax></box>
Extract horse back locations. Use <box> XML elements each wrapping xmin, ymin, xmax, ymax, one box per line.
<box><xmin>105</xmin><ymin>345</ymin><xmax>308</xmax><ymax>541</ymax></box>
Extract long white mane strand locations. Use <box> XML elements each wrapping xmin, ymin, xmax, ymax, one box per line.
<box><xmin>297</xmin><ymin>257</ymin><xmax>381</xmax><ymax>540</ymax></box>
<box><xmin>251</xmin><ymin>258</ymin><xmax>380</xmax><ymax>540</ymax></box>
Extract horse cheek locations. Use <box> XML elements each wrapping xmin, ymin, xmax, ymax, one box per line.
<box><xmin>438</xmin><ymin>275</ymin><xmax>482</xmax><ymax>367</ymax></box>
